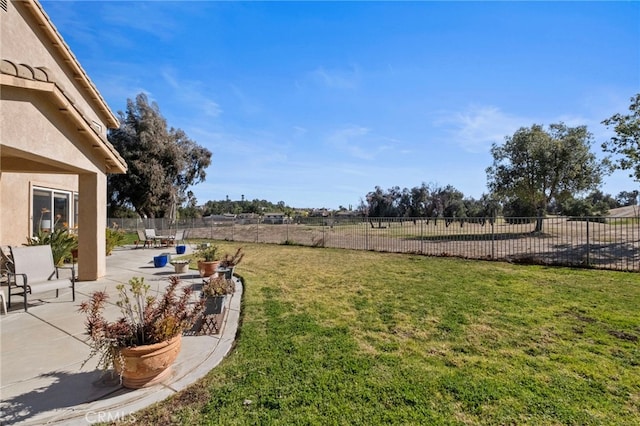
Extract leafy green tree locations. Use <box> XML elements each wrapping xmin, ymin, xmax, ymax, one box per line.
<box><xmin>615</xmin><ymin>190</ymin><xmax>638</xmax><ymax>207</ymax></box>
<box><xmin>560</xmin><ymin>192</ymin><xmax>611</xmax><ymax>217</ymax></box>
<box><xmin>602</xmin><ymin>93</ymin><xmax>640</xmax><ymax>182</ymax></box>
<box><xmin>365</xmin><ymin>186</ymin><xmax>397</xmax><ymax>218</ymax></box>
<box><xmin>584</xmin><ymin>190</ymin><xmax>616</xmax><ymax>211</ymax></box>
<box><xmin>486</xmin><ymin>123</ymin><xmax>604</xmax><ymax>231</ymax></box>
<box><xmin>107</xmin><ymin>94</ymin><xmax>212</xmax><ymax>219</ymax></box>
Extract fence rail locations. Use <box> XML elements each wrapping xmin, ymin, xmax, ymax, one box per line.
<box><xmin>110</xmin><ymin>216</ymin><xmax>640</xmax><ymax>272</ymax></box>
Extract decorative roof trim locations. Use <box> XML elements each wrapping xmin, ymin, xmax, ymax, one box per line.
<box><xmin>1</xmin><ymin>59</ymin><xmax>127</xmax><ymax>174</ymax></box>
<box><xmin>20</xmin><ymin>0</ymin><xmax>119</xmax><ymax>129</ymax></box>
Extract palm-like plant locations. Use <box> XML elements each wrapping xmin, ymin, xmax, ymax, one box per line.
<box><xmin>26</xmin><ymin>210</ymin><xmax>77</xmax><ymax>266</ymax></box>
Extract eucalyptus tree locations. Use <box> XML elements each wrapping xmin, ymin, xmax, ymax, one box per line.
<box><xmin>107</xmin><ymin>94</ymin><xmax>212</xmax><ymax>219</ymax></box>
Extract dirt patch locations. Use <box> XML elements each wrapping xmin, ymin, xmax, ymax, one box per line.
<box><xmin>164</xmin><ymin>216</ymin><xmax>640</xmax><ymax>272</ymax></box>
<box><xmin>608</xmin><ymin>330</ymin><xmax>639</xmax><ymax>342</ymax></box>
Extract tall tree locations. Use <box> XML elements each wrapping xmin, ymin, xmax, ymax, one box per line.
<box><xmin>107</xmin><ymin>94</ymin><xmax>212</xmax><ymax>219</ymax></box>
<box><xmin>365</xmin><ymin>186</ymin><xmax>396</xmax><ymax>217</ymax></box>
<box><xmin>616</xmin><ymin>190</ymin><xmax>638</xmax><ymax>207</ymax></box>
<box><xmin>486</xmin><ymin>123</ymin><xmax>604</xmax><ymax>231</ymax></box>
<box><xmin>602</xmin><ymin>93</ymin><xmax>640</xmax><ymax>182</ymax></box>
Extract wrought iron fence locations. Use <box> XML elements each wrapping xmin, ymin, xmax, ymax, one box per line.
<box><xmin>110</xmin><ymin>215</ymin><xmax>640</xmax><ymax>272</ymax></box>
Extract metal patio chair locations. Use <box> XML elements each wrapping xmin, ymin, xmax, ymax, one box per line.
<box><xmin>137</xmin><ymin>229</ymin><xmax>152</xmax><ymax>249</ymax></box>
<box><xmin>7</xmin><ymin>245</ymin><xmax>75</xmax><ymax>312</ymax></box>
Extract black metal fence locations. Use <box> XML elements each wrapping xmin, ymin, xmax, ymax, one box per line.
<box><xmin>110</xmin><ymin>215</ymin><xmax>640</xmax><ymax>272</ymax></box>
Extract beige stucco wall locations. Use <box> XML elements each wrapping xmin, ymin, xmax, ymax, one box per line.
<box><xmin>0</xmin><ymin>0</ymin><xmax>114</xmax><ymax>137</ymax></box>
<box><xmin>0</xmin><ymin>173</ymin><xmax>77</xmax><ymax>245</ymax></box>
<box><xmin>0</xmin><ymin>0</ymin><xmax>125</xmax><ymax>280</ymax></box>
<box><xmin>1</xmin><ymin>85</ymin><xmax>108</xmax><ymax>174</ymax></box>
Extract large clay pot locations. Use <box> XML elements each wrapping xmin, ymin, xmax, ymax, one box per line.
<box><xmin>197</xmin><ymin>260</ymin><xmax>220</xmax><ymax>277</ymax></box>
<box><xmin>114</xmin><ymin>334</ymin><xmax>182</xmax><ymax>389</ymax></box>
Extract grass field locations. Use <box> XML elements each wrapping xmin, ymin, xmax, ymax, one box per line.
<box><xmin>134</xmin><ymin>242</ymin><xmax>639</xmax><ymax>425</ymax></box>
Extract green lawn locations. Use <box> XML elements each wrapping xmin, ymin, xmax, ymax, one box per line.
<box><xmin>136</xmin><ymin>242</ymin><xmax>639</xmax><ymax>425</ymax></box>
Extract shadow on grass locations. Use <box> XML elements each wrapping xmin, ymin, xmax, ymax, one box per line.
<box><xmin>407</xmin><ymin>231</ymin><xmax>548</xmax><ymax>242</ymax></box>
<box><xmin>507</xmin><ymin>241</ymin><xmax>639</xmax><ymax>270</ymax></box>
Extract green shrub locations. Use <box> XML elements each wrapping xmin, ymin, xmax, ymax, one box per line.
<box><xmin>26</xmin><ymin>221</ymin><xmax>77</xmax><ymax>266</ymax></box>
<box><xmin>106</xmin><ymin>226</ymin><xmax>126</xmax><ymax>255</ymax></box>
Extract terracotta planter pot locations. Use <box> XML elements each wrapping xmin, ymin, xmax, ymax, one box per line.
<box><xmin>114</xmin><ymin>334</ymin><xmax>182</xmax><ymax>389</ymax></box>
<box><xmin>197</xmin><ymin>260</ymin><xmax>220</xmax><ymax>277</ymax></box>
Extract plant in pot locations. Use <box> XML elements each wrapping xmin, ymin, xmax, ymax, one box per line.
<box><xmin>79</xmin><ymin>276</ymin><xmax>204</xmax><ymax>389</ymax></box>
<box><xmin>196</xmin><ymin>244</ymin><xmax>220</xmax><ymax>277</ymax></box>
<box><xmin>200</xmin><ymin>275</ymin><xmax>235</xmax><ymax>315</ymax></box>
<box><xmin>219</xmin><ymin>247</ymin><xmax>244</xmax><ymax>279</ymax></box>
<box><xmin>170</xmin><ymin>258</ymin><xmax>190</xmax><ymax>274</ymax></box>
<box><xmin>25</xmin><ymin>211</ymin><xmax>78</xmax><ymax>266</ymax></box>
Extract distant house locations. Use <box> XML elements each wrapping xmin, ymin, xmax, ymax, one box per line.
<box><xmin>0</xmin><ymin>0</ymin><xmax>127</xmax><ymax>280</ymax></box>
<box><xmin>203</xmin><ymin>213</ymin><xmax>236</xmax><ymax>223</ymax></box>
<box><xmin>310</xmin><ymin>208</ymin><xmax>330</xmax><ymax>217</ymax></box>
<box><xmin>263</xmin><ymin>212</ymin><xmax>288</xmax><ymax>224</ymax></box>
<box><xmin>335</xmin><ymin>210</ymin><xmax>359</xmax><ymax>217</ymax></box>
<box><xmin>237</xmin><ymin>213</ymin><xmax>259</xmax><ymax>225</ymax></box>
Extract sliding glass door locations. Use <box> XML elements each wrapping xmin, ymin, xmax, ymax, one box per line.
<box><xmin>32</xmin><ymin>187</ymin><xmax>75</xmax><ymax>236</ymax></box>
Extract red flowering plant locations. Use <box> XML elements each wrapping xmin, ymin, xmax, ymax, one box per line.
<box><xmin>79</xmin><ymin>276</ymin><xmax>204</xmax><ymax>373</ymax></box>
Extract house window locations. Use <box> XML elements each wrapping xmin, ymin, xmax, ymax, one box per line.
<box><xmin>32</xmin><ymin>187</ymin><xmax>76</xmax><ymax>235</ymax></box>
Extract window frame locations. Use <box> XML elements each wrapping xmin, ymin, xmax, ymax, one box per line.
<box><xmin>31</xmin><ymin>186</ymin><xmax>77</xmax><ymax>236</ymax></box>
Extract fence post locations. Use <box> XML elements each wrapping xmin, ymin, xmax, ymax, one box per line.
<box><xmin>586</xmin><ymin>219</ymin><xmax>590</xmax><ymax>266</ymax></box>
<box><xmin>491</xmin><ymin>218</ymin><xmax>495</xmax><ymax>260</ymax></box>
<box><xmin>365</xmin><ymin>218</ymin><xmax>369</xmax><ymax>251</ymax></box>
<box><xmin>322</xmin><ymin>219</ymin><xmax>326</xmax><ymax>247</ymax></box>
<box><xmin>420</xmin><ymin>219</ymin><xmax>424</xmax><ymax>254</ymax></box>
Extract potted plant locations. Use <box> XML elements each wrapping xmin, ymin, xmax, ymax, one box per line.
<box><xmin>195</xmin><ymin>243</ymin><xmax>220</xmax><ymax>277</ymax></box>
<box><xmin>79</xmin><ymin>276</ymin><xmax>204</xmax><ymax>389</ymax></box>
<box><xmin>170</xmin><ymin>259</ymin><xmax>190</xmax><ymax>274</ymax></box>
<box><xmin>25</xmin><ymin>211</ymin><xmax>78</xmax><ymax>266</ymax></box>
<box><xmin>219</xmin><ymin>247</ymin><xmax>244</xmax><ymax>279</ymax></box>
<box><xmin>200</xmin><ymin>275</ymin><xmax>235</xmax><ymax>315</ymax></box>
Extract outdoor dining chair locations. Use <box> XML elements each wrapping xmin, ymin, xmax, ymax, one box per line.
<box><xmin>145</xmin><ymin>229</ymin><xmax>161</xmax><ymax>247</ymax></box>
<box><xmin>173</xmin><ymin>229</ymin><xmax>187</xmax><ymax>246</ymax></box>
<box><xmin>137</xmin><ymin>229</ymin><xmax>152</xmax><ymax>248</ymax></box>
<box><xmin>7</xmin><ymin>245</ymin><xmax>75</xmax><ymax>312</ymax></box>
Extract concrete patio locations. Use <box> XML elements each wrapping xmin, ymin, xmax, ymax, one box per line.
<box><xmin>0</xmin><ymin>244</ymin><xmax>241</xmax><ymax>425</ymax></box>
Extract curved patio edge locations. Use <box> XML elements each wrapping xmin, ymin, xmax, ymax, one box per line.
<box><xmin>0</xmin><ymin>246</ymin><xmax>242</xmax><ymax>426</ymax></box>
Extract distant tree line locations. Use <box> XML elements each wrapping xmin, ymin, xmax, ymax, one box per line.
<box><xmin>194</xmin><ymin>198</ymin><xmax>294</xmax><ymax>218</ymax></box>
<box><xmin>360</xmin><ymin>184</ymin><xmax>636</xmax><ymax>220</ymax></box>
<box><xmin>107</xmin><ymin>93</ymin><xmax>639</xmax><ymax>225</ymax></box>
<box><xmin>359</xmin><ymin>184</ymin><xmax>499</xmax><ymax>224</ymax></box>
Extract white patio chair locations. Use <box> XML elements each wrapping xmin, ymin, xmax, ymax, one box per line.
<box><xmin>136</xmin><ymin>229</ymin><xmax>152</xmax><ymax>249</ymax></box>
<box><xmin>173</xmin><ymin>229</ymin><xmax>186</xmax><ymax>246</ymax></box>
<box><xmin>145</xmin><ymin>228</ymin><xmax>161</xmax><ymax>247</ymax></box>
<box><xmin>7</xmin><ymin>245</ymin><xmax>75</xmax><ymax>312</ymax></box>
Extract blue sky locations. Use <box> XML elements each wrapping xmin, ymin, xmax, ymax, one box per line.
<box><xmin>42</xmin><ymin>1</ymin><xmax>639</xmax><ymax>209</ymax></box>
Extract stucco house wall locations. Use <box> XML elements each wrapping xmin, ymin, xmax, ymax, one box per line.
<box><xmin>0</xmin><ymin>0</ymin><xmax>127</xmax><ymax>280</ymax></box>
